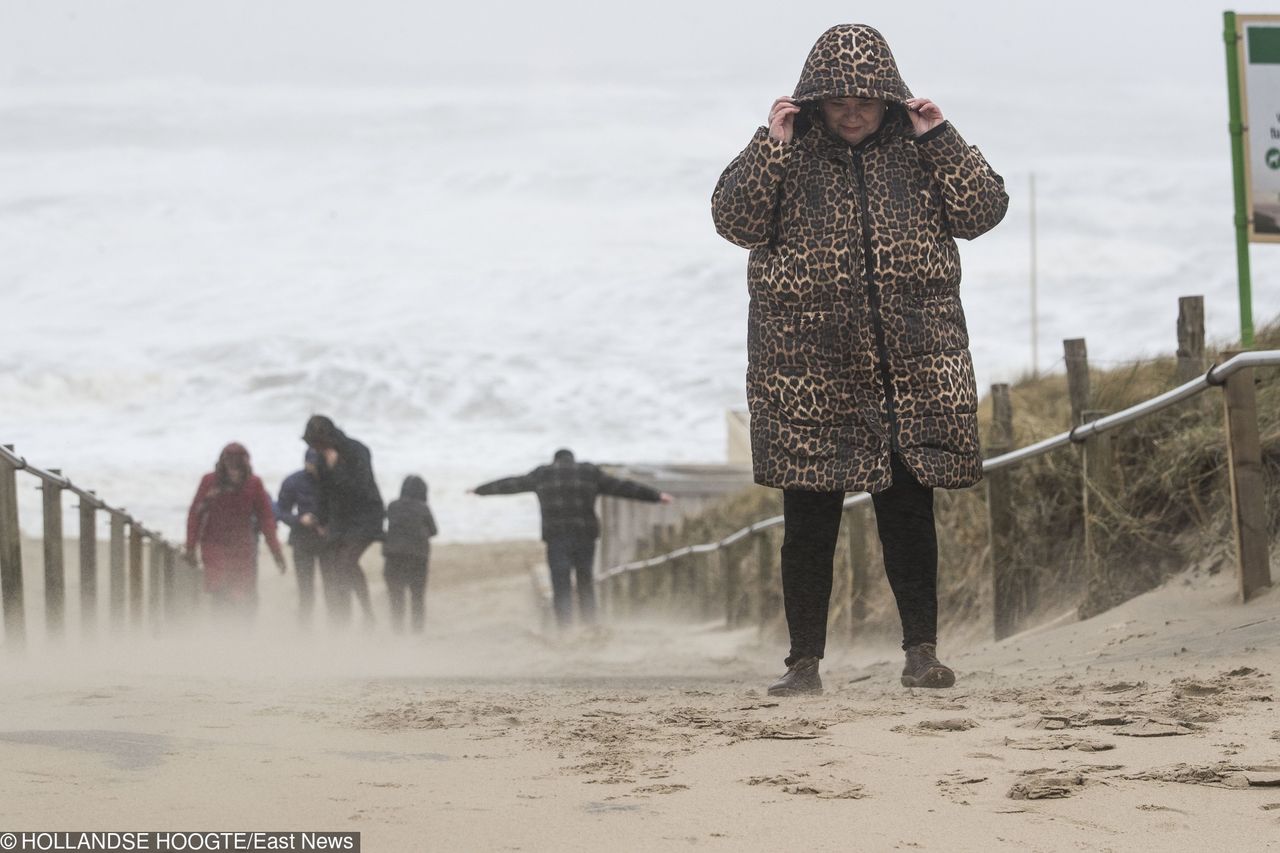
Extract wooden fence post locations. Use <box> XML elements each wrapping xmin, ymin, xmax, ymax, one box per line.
<box><xmin>639</xmin><ymin>566</ymin><xmax>651</xmax><ymax>618</ymax></box>
<box><xmin>1222</xmin><ymin>354</ymin><xmax>1272</xmax><ymax>601</ymax></box>
<box><xmin>628</xmin><ymin>568</ymin><xmax>641</xmax><ymax>619</ymax></box>
<box><xmin>616</xmin><ymin>568</ymin><xmax>630</xmax><ymax>619</ymax></box>
<box><xmin>161</xmin><ymin>543</ymin><xmax>176</xmax><ymax>621</ymax></box>
<box><xmin>648</xmin><ymin>563</ymin><xmax>663</xmax><ymax>615</ymax></box>
<box><xmin>593</xmin><ymin>550</ymin><xmax>609</xmax><ymax>620</ymax></box>
<box><xmin>691</xmin><ymin>548</ymin><xmax>701</xmax><ymax>614</ymax></box>
<box><xmin>987</xmin><ymin>384</ymin><xmax>1020</xmax><ymax>639</ymax></box>
<box><xmin>617</xmin><ymin>571</ymin><xmax>628</xmax><ymax>620</ymax></box>
<box><xmin>608</xmin><ymin>571</ymin><xmax>621</xmax><ymax>621</ymax></box>
<box><xmin>1078</xmin><ymin>409</ymin><xmax>1119</xmax><ymax>618</ymax></box>
<box><xmin>755</xmin><ymin>531</ymin><xmax>773</xmax><ymax>628</ymax></box>
<box><xmin>595</xmin><ymin>570</ymin><xmax>608</xmax><ymax>620</ymax></box>
<box><xmin>648</xmin><ymin>524</ymin><xmax>667</xmax><ymax>617</ymax></box>
<box><xmin>109</xmin><ymin>513</ymin><xmax>126</xmax><ymax>630</ymax></box>
<box><xmin>612</xmin><ymin>571</ymin><xmax>624</xmax><ymax>620</ymax></box>
<box><xmin>678</xmin><ymin>552</ymin><xmax>695</xmax><ymax>617</ymax></box>
<box><xmin>677</xmin><ymin>552</ymin><xmax>692</xmax><ymax>618</ymax></box>
<box><xmin>177</xmin><ymin>549</ymin><xmax>200</xmax><ymax>616</ymax></box>
<box><xmin>79</xmin><ymin>493</ymin><xmax>98</xmax><ymax>636</ymax></box>
<box><xmin>1176</xmin><ymin>296</ymin><xmax>1206</xmax><ymax>383</ymax></box>
<box><xmin>703</xmin><ymin>550</ymin><xmax>719</xmax><ymax>620</ymax></box>
<box><xmin>0</xmin><ymin>446</ymin><xmax>25</xmax><ymax>649</ymax></box>
<box><xmin>664</xmin><ymin>557</ymin><xmax>679</xmax><ymax>614</ymax></box>
<box><xmin>630</xmin><ymin>565</ymin><xmax>644</xmax><ymax>618</ymax></box>
<box><xmin>128</xmin><ymin>522</ymin><xmax>144</xmax><ymax>628</ymax></box>
<box><xmin>664</xmin><ymin>525</ymin><xmax>679</xmax><ymax>614</ymax></box>
<box><xmin>148</xmin><ymin>537</ymin><xmax>162</xmax><ymax>630</ymax></box>
<box><xmin>721</xmin><ymin>544</ymin><xmax>739</xmax><ymax>627</ymax></box>
<box><xmin>41</xmin><ymin>471</ymin><xmax>66</xmax><ymax>640</ymax></box>
<box><xmin>1064</xmin><ymin>338</ymin><xmax>1090</xmax><ymax>426</ymax></box>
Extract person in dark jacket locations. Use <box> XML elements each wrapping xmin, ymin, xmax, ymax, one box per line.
<box><xmin>302</xmin><ymin>414</ymin><xmax>385</xmax><ymax>627</ymax></box>
<box><xmin>383</xmin><ymin>475</ymin><xmax>438</xmax><ymax>634</ymax></box>
<box><xmin>472</xmin><ymin>449</ymin><xmax>673</xmax><ymax>627</ymax></box>
<box><xmin>275</xmin><ymin>448</ymin><xmax>324</xmax><ymax>625</ymax></box>
<box><xmin>185</xmin><ymin>443</ymin><xmax>286</xmax><ymax>616</ymax></box>
<box><xmin>712</xmin><ymin>24</ymin><xmax>1008</xmax><ymax>695</ymax></box>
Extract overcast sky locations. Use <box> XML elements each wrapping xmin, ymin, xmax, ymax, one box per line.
<box><xmin>0</xmin><ymin>0</ymin><xmax>1242</xmax><ymax>98</ymax></box>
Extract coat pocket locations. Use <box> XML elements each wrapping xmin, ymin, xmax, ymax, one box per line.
<box><xmin>904</xmin><ymin>293</ymin><xmax>970</xmax><ymax>354</ymax></box>
<box><xmin>748</xmin><ymin>311</ymin><xmax>876</xmax><ymax>428</ymax></box>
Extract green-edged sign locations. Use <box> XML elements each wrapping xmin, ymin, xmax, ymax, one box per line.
<box><xmin>1224</xmin><ymin>12</ymin><xmax>1280</xmax><ymax>348</ymax></box>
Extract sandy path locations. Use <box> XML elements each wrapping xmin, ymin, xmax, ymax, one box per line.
<box><xmin>2</xmin><ymin>555</ymin><xmax>1279</xmax><ymax>852</ymax></box>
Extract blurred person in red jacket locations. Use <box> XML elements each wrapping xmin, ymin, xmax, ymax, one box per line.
<box><xmin>186</xmin><ymin>442</ymin><xmax>286</xmax><ymax>615</ymax></box>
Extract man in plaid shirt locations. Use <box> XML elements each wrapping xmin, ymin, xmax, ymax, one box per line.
<box><xmin>473</xmin><ymin>449</ymin><xmax>673</xmax><ymax>627</ymax></box>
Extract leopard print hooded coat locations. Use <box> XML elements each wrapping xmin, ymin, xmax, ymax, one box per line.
<box><xmin>712</xmin><ymin>24</ymin><xmax>1008</xmax><ymax>493</ymax></box>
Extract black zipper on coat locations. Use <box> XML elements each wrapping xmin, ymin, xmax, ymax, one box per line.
<box><xmin>850</xmin><ymin>148</ymin><xmax>900</xmax><ymax>452</ymax></box>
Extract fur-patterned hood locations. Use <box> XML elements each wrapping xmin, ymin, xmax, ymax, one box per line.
<box><xmin>792</xmin><ymin>24</ymin><xmax>913</xmax><ymax>105</ymax></box>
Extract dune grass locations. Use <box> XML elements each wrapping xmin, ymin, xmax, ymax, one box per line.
<box><xmin>621</xmin><ymin>321</ymin><xmax>1280</xmax><ymax>647</ymax></box>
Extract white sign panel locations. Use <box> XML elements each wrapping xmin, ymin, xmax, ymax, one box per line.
<box><xmin>1240</xmin><ymin>15</ymin><xmax>1280</xmax><ymax>242</ymax></box>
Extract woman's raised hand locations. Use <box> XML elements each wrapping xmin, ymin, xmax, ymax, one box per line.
<box><xmin>904</xmin><ymin>98</ymin><xmax>945</xmax><ymax>137</ymax></box>
<box><xmin>768</xmin><ymin>97</ymin><xmax>801</xmax><ymax>144</ymax></box>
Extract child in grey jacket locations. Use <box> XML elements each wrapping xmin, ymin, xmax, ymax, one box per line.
<box><xmin>383</xmin><ymin>475</ymin><xmax>438</xmax><ymax>633</ymax></box>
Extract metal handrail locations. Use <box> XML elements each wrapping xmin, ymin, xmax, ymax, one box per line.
<box><xmin>598</xmin><ymin>350</ymin><xmax>1280</xmax><ymax>581</ymax></box>
<box><xmin>0</xmin><ymin>444</ymin><xmax>173</xmax><ymax>543</ymax></box>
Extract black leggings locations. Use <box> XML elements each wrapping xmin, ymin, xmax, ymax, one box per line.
<box><xmin>384</xmin><ymin>554</ymin><xmax>428</xmax><ymax>634</ymax></box>
<box><xmin>781</xmin><ymin>454</ymin><xmax>938</xmax><ymax>664</ymax></box>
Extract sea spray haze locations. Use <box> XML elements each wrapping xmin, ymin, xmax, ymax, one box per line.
<box><xmin>2</xmin><ymin>0</ymin><xmax>1277</xmax><ymax>539</ymax></box>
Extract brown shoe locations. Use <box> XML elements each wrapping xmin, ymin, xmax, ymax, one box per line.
<box><xmin>901</xmin><ymin>643</ymin><xmax>956</xmax><ymax>689</ymax></box>
<box><xmin>768</xmin><ymin>657</ymin><xmax>823</xmax><ymax>696</ymax></box>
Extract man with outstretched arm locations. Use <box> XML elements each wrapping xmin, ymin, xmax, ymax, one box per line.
<box><xmin>471</xmin><ymin>449</ymin><xmax>673</xmax><ymax>627</ymax></box>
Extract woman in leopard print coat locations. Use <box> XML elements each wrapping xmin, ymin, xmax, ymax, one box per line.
<box><xmin>712</xmin><ymin>24</ymin><xmax>1008</xmax><ymax>694</ymax></box>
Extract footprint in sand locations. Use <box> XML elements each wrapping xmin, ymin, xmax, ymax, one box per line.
<box><xmin>1003</xmin><ymin>735</ymin><xmax>1116</xmax><ymax>752</ymax></box>
<box><xmin>1007</xmin><ymin>763</ymin><xmax>1123</xmax><ymax>800</ymax></box>
<box><xmin>633</xmin><ymin>784</ymin><xmax>689</xmax><ymax>795</ymax></box>
<box><xmin>744</xmin><ymin>773</ymin><xmax>865</xmax><ymax>800</ymax></box>
<box><xmin>892</xmin><ymin>718</ymin><xmax>978</xmax><ymax>735</ymax></box>
<box><xmin>1007</xmin><ymin>770</ymin><xmax>1089</xmax><ymax>800</ymax></box>
<box><xmin>936</xmin><ymin>771</ymin><xmax>989</xmax><ymax>805</ymax></box>
<box><xmin>1136</xmin><ymin>804</ymin><xmax>1190</xmax><ymax>815</ymax></box>
<box><xmin>1123</xmin><ymin>763</ymin><xmax>1280</xmax><ymax>788</ymax></box>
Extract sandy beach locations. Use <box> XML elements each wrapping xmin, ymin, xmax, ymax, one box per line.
<box><xmin>1</xmin><ymin>539</ymin><xmax>1278</xmax><ymax>852</ymax></box>
<box><xmin>10</xmin><ymin>6</ymin><xmax>1280</xmax><ymax>852</ymax></box>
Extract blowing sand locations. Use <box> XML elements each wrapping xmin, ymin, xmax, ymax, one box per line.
<box><xmin>1</xmin><ymin>541</ymin><xmax>1278</xmax><ymax>852</ymax></box>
